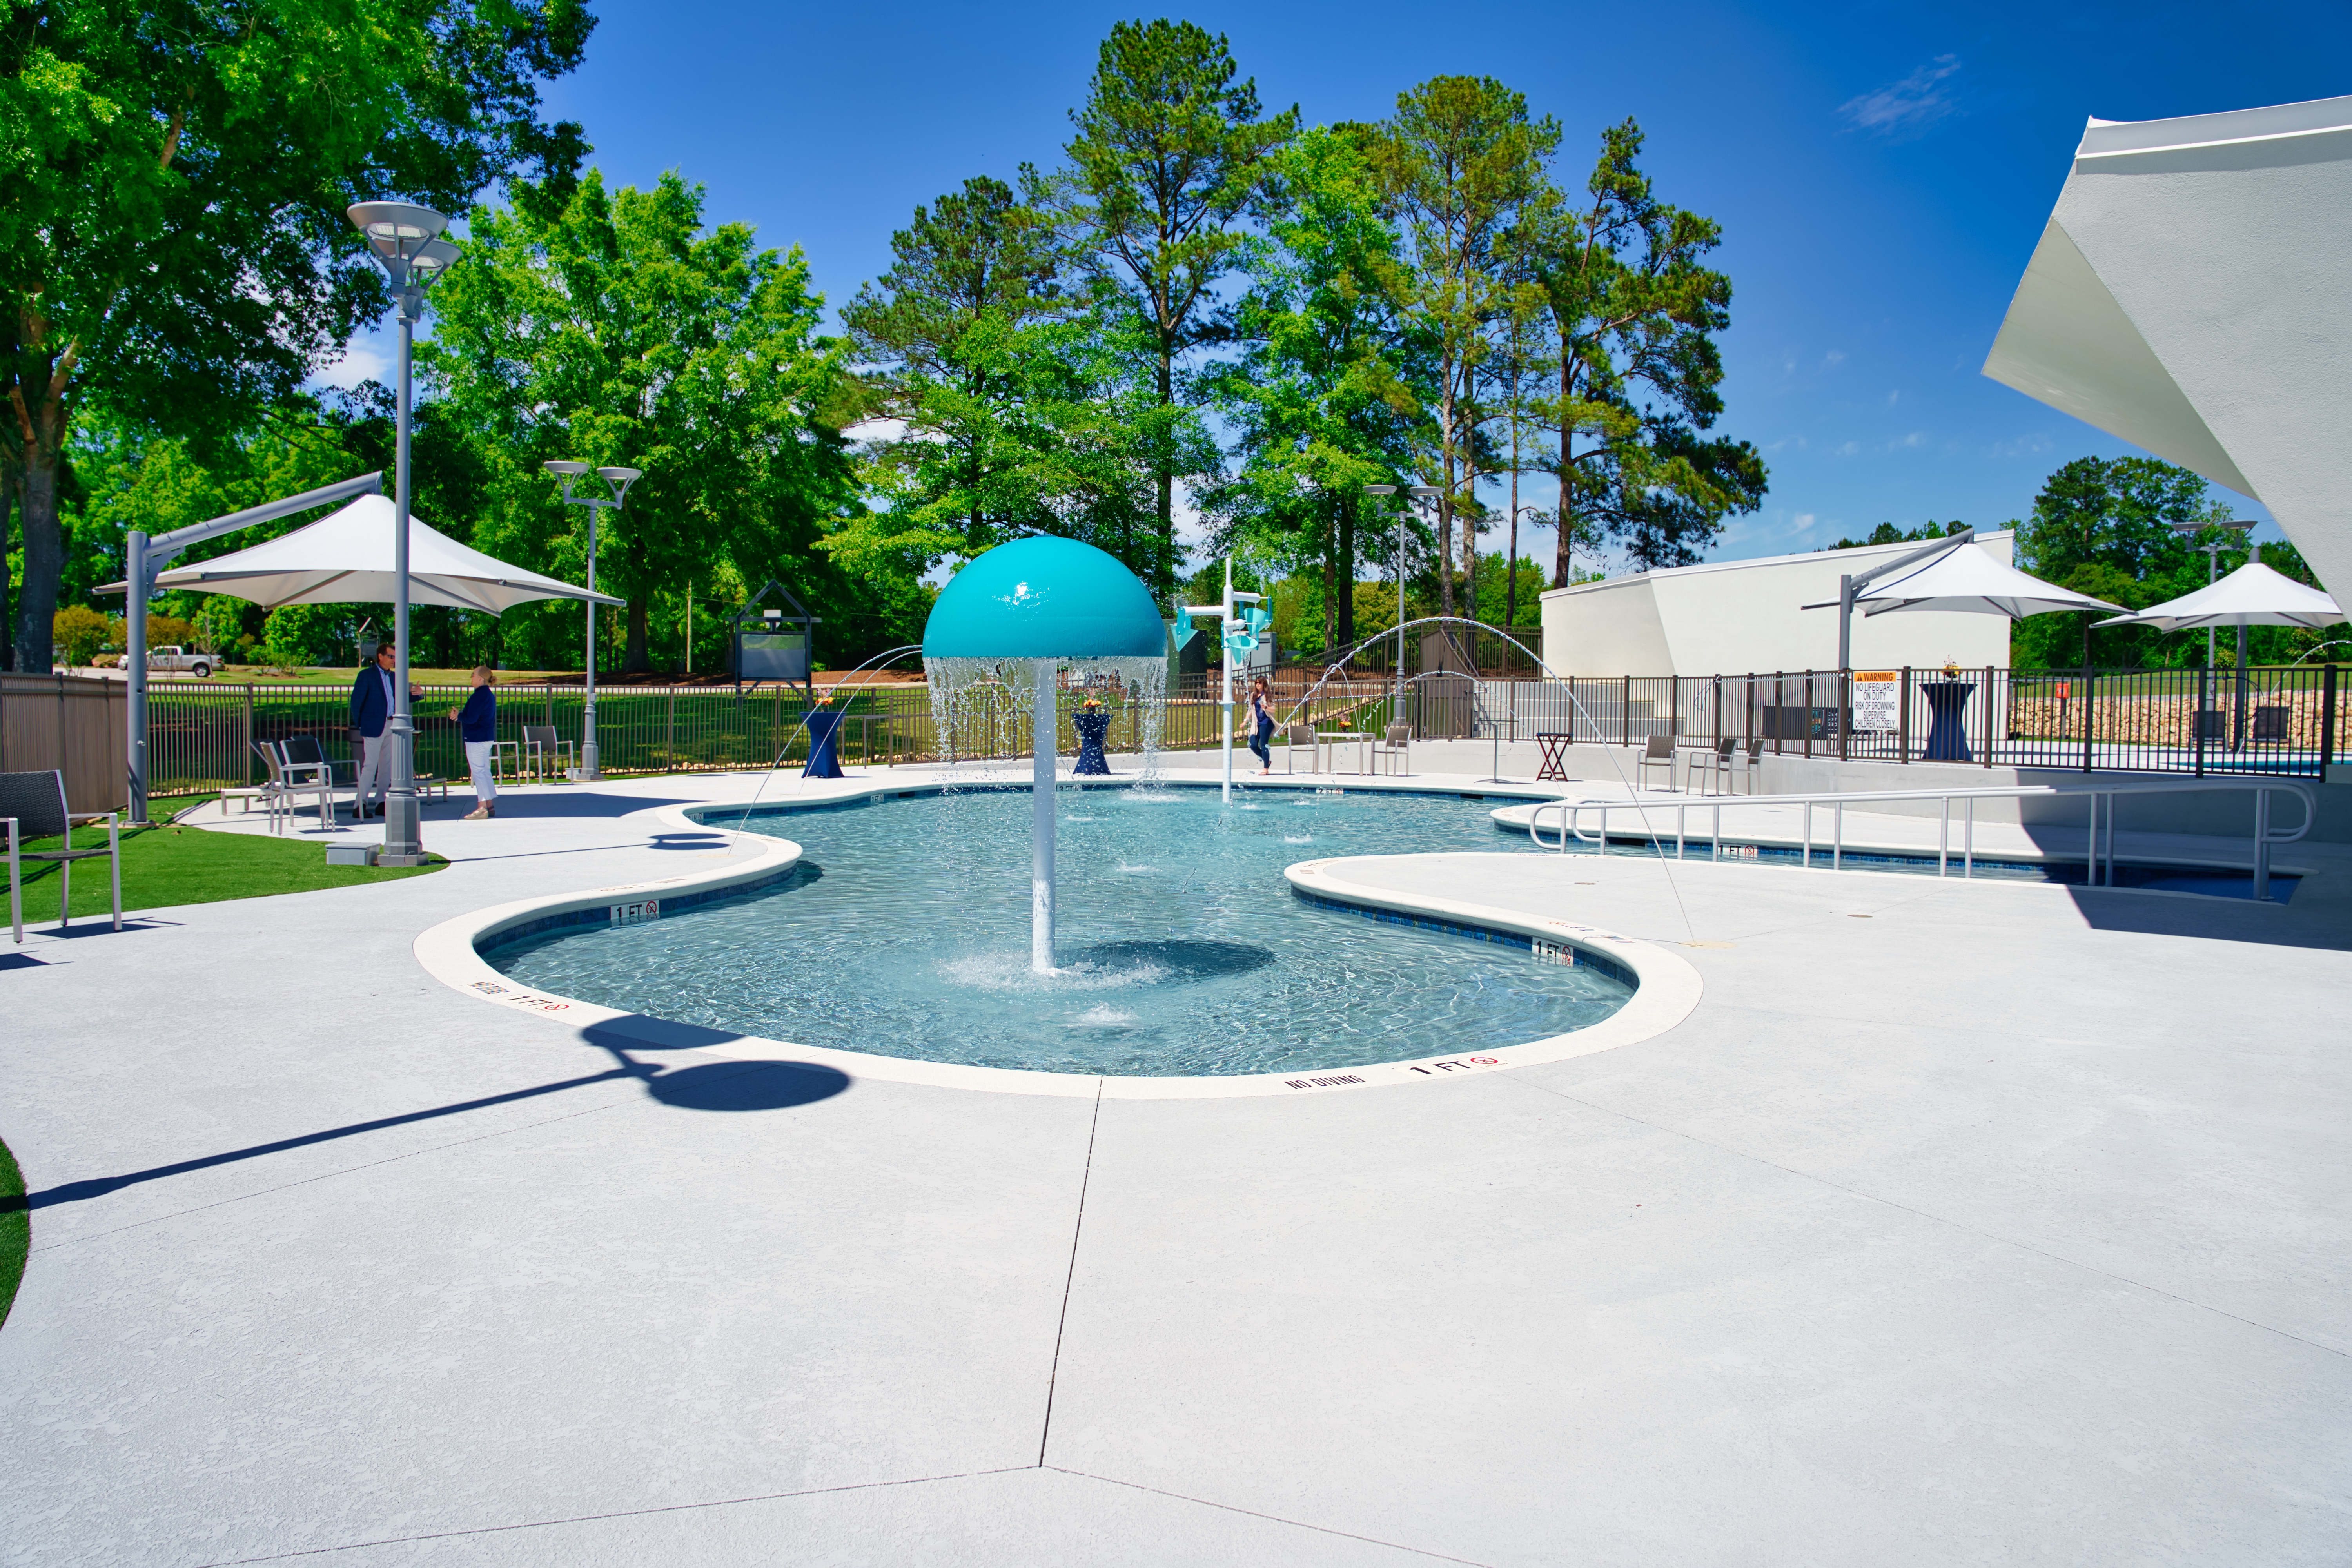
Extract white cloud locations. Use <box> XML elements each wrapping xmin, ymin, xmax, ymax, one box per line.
<box><xmin>1840</xmin><ymin>56</ymin><xmax>1962</xmax><ymax>138</ymax></box>
<box><xmin>1887</xmin><ymin>390</ymin><xmax>1900</xmax><ymax>406</ymax></box>
<box><xmin>1822</xmin><ymin>349</ymin><xmax>1846</xmax><ymax>367</ymax></box>
<box><xmin>312</xmin><ymin>334</ymin><xmax>393</xmax><ymax>390</ymax></box>
<box><xmin>1833</xmin><ymin>440</ymin><xmax>1861</xmax><ymax>457</ymax></box>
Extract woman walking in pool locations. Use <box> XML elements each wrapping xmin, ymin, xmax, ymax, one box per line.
<box><xmin>1245</xmin><ymin>677</ymin><xmax>1275</xmax><ymax>775</ymax></box>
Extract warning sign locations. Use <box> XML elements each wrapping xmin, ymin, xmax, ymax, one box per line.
<box><xmin>1851</xmin><ymin>671</ymin><xmax>1900</xmax><ymax>732</ymax></box>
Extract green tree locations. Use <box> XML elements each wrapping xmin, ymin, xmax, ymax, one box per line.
<box><xmin>2011</xmin><ymin>455</ymin><xmax>2234</xmax><ymax>669</ymax></box>
<box><xmin>1523</xmin><ymin>120</ymin><xmax>1765</xmax><ymax>575</ymax></box>
<box><xmin>1207</xmin><ymin>123</ymin><xmax>1429</xmax><ymax>655</ymax></box>
<box><xmin>1039</xmin><ymin>18</ymin><xmax>1296</xmax><ymax>597</ymax></box>
<box><xmin>2</xmin><ymin>0</ymin><xmax>592</xmax><ymax>671</ymax></box>
<box><xmin>424</xmin><ymin>171</ymin><xmax>886</xmax><ymax>672</ymax></box>
<box><xmin>1373</xmin><ymin>76</ymin><xmax>1557</xmax><ymax>622</ymax></box>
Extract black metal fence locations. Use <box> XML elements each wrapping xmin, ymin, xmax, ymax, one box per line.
<box><xmin>141</xmin><ymin>661</ymin><xmax>2347</xmax><ymax>797</ymax></box>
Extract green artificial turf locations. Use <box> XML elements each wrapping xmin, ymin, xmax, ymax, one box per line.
<box><xmin>0</xmin><ymin>1136</ymin><xmax>25</xmax><ymax>1332</ymax></box>
<box><xmin>7</xmin><ymin>820</ymin><xmax>443</xmax><ymax>922</ymax></box>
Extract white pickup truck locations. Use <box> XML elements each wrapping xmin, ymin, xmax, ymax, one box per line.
<box><xmin>129</xmin><ymin>646</ymin><xmax>216</xmax><ymax>677</ymax></box>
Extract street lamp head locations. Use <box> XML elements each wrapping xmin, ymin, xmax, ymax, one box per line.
<box><xmin>349</xmin><ymin>201</ymin><xmax>450</xmax><ymax>248</ymax></box>
<box><xmin>543</xmin><ymin>461</ymin><xmax>590</xmax><ymax>476</ymax></box>
<box><xmin>409</xmin><ymin>237</ymin><xmax>461</xmax><ymax>284</ymax></box>
<box><xmin>595</xmin><ymin>466</ymin><xmax>642</xmax><ymax>506</ymax></box>
<box><xmin>1408</xmin><ymin>485</ymin><xmax>1442</xmax><ymax>499</ymax></box>
<box><xmin>1363</xmin><ymin>484</ymin><xmax>1396</xmax><ymax>496</ymax></box>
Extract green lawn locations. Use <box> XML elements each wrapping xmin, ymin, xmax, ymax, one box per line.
<box><xmin>0</xmin><ymin>1136</ymin><xmax>25</xmax><ymax>1332</ymax></box>
<box><xmin>9</xmin><ymin>819</ymin><xmax>443</xmax><ymax>922</ymax></box>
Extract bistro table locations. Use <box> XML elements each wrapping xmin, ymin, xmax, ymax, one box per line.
<box><xmin>801</xmin><ymin>708</ymin><xmax>846</xmax><ymax>777</ymax></box>
<box><xmin>1534</xmin><ymin>731</ymin><xmax>1574</xmax><ymax>782</ymax></box>
<box><xmin>1919</xmin><ymin>681</ymin><xmax>1976</xmax><ymax>762</ymax></box>
<box><xmin>1316</xmin><ymin>730</ymin><xmax>1372</xmax><ymax>774</ymax></box>
<box><xmin>1073</xmin><ymin>708</ymin><xmax>1112</xmax><ymax>775</ymax></box>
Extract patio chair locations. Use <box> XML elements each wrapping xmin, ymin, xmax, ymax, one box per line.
<box><xmin>1371</xmin><ymin>723</ymin><xmax>1410</xmax><ymax>776</ymax></box>
<box><xmin>1728</xmin><ymin>737</ymin><xmax>1766</xmax><ymax>795</ymax></box>
<box><xmin>2250</xmin><ymin>706</ymin><xmax>2291</xmax><ymax>748</ymax></box>
<box><xmin>1637</xmin><ymin>734</ymin><xmax>1679</xmax><ymax>791</ymax></box>
<box><xmin>2194</xmin><ymin>709</ymin><xmax>2227</xmax><ymax>744</ymax></box>
<box><xmin>1</xmin><ymin>768</ymin><xmax>122</xmax><ymax>943</ymax></box>
<box><xmin>1690</xmin><ymin>737</ymin><xmax>1736</xmax><ymax>795</ymax></box>
<box><xmin>522</xmin><ymin>725</ymin><xmax>575</xmax><ymax>782</ymax></box>
<box><xmin>267</xmin><ymin>741</ymin><xmax>338</xmax><ymax>831</ymax></box>
<box><xmin>1282</xmin><ymin>722</ymin><xmax>1318</xmax><ymax>773</ymax></box>
<box><xmin>221</xmin><ymin>744</ymin><xmax>280</xmax><ymax>821</ymax></box>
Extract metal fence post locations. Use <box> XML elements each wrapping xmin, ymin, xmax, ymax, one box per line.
<box><xmin>1774</xmin><ymin>672</ymin><xmax>1784</xmax><ymax>756</ymax></box>
<box><xmin>1898</xmin><ymin>667</ymin><xmax>1912</xmax><ymax>763</ymax></box>
<box><xmin>1803</xmin><ymin>669</ymin><xmax>1814</xmax><ymax>759</ymax></box>
<box><xmin>1621</xmin><ymin>675</ymin><xmax>1631</xmax><ymax>748</ymax></box>
<box><xmin>2089</xmin><ymin>672</ymin><xmax>2107</xmax><ymax>776</ymax></box>
<box><xmin>1984</xmin><ymin>664</ymin><xmax>1995</xmax><ymax>768</ymax></box>
<box><xmin>2321</xmin><ymin>663</ymin><xmax>2338</xmax><ymax>777</ymax></box>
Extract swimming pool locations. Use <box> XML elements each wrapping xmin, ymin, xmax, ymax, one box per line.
<box><xmin>482</xmin><ymin>784</ymin><xmax>1637</xmax><ymax>1077</ymax></box>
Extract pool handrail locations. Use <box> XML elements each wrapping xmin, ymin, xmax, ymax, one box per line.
<box><xmin>1525</xmin><ymin>775</ymin><xmax>2317</xmax><ymax>900</ymax></box>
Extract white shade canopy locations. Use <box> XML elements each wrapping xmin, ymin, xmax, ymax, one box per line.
<box><xmin>1981</xmin><ymin>94</ymin><xmax>2352</xmax><ymax>608</ymax></box>
<box><xmin>133</xmin><ymin>494</ymin><xmax>621</xmax><ymax>613</ymax></box>
<box><xmin>2093</xmin><ymin>559</ymin><xmax>2343</xmax><ymax>631</ymax></box>
<box><xmin>1856</xmin><ymin>543</ymin><xmax>2123</xmax><ymax>620</ymax></box>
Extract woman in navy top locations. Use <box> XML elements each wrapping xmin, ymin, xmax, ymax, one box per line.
<box><xmin>456</xmin><ymin>666</ymin><xmax>499</xmax><ymax>818</ymax></box>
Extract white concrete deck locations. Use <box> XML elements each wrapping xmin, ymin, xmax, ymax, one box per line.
<box><xmin>3</xmin><ymin>762</ymin><xmax>2348</xmax><ymax>1565</ymax></box>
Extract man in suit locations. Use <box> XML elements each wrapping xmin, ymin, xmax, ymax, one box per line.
<box><xmin>349</xmin><ymin>641</ymin><xmax>423</xmax><ymax>820</ymax></box>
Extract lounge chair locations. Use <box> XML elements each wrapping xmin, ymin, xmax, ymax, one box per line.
<box><xmin>1</xmin><ymin>768</ymin><xmax>122</xmax><ymax>943</ymax></box>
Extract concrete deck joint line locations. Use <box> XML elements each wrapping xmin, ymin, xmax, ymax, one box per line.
<box><xmin>189</xmin><ymin>1465</ymin><xmax>1044</xmax><ymax>1566</ymax></box>
<box><xmin>1045</xmin><ymin>1467</ymin><xmax>1497</xmax><ymax>1565</ymax></box>
<box><xmin>1038</xmin><ymin>1078</ymin><xmax>1106</xmax><ymax>1465</ymax></box>
<box><xmin>1499</xmin><ymin>1071</ymin><xmax>2352</xmax><ymax>1363</ymax></box>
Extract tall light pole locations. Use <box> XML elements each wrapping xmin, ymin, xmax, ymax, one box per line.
<box><xmin>542</xmin><ymin>463</ymin><xmax>641</xmax><ymax>779</ymax></box>
<box><xmin>348</xmin><ymin>201</ymin><xmax>459</xmax><ymax>866</ymax></box>
<box><xmin>2172</xmin><ymin>517</ymin><xmax>2258</xmax><ymax>750</ymax></box>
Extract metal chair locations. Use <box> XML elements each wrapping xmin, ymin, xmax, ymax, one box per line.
<box><xmin>267</xmin><ymin>740</ymin><xmax>339</xmax><ymax>830</ymax></box>
<box><xmin>1</xmin><ymin>768</ymin><xmax>122</xmax><ymax>943</ymax></box>
<box><xmin>1728</xmin><ymin>737</ymin><xmax>1766</xmax><ymax>795</ymax></box>
<box><xmin>1690</xmin><ymin>737</ymin><xmax>1737</xmax><ymax>795</ymax></box>
<box><xmin>2250</xmin><ymin>706</ymin><xmax>2291</xmax><ymax>748</ymax></box>
<box><xmin>1371</xmin><ymin>723</ymin><xmax>1410</xmax><ymax>776</ymax></box>
<box><xmin>1282</xmin><ymin>722</ymin><xmax>1318</xmax><ymax>773</ymax></box>
<box><xmin>522</xmin><ymin>725</ymin><xmax>575</xmax><ymax>782</ymax></box>
<box><xmin>1637</xmin><ymin>734</ymin><xmax>1679</xmax><ymax>791</ymax></box>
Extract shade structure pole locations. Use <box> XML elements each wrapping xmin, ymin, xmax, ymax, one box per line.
<box><xmin>381</xmin><ymin>300</ymin><xmax>425</xmax><ymax>866</ymax></box>
<box><xmin>124</xmin><ymin>530</ymin><xmax>150</xmax><ymax>822</ymax></box>
<box><xmin>1032</xmin><ymin>657</ymin><xmax>1057</xmax><ymax>973</ymax></box>
<box><xmin>582</xmin><ymin>501</ymin><xmax>600</xmax><ymax>779</ymax></box>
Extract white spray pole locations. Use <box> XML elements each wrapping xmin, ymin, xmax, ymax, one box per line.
<box><xmin>1220</xmin><ymin>558</ymin><xmax>1236</xmax><ymax>803</ymax></box>
<box><xmin>1033</xmin><ymin>657</ymin><xmax>1057</xmax><ymax>972</ymax></box>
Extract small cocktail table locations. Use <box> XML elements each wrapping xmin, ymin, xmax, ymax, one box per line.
<box><xmin>1317</xmin><ymin>731</ymin><xmax>1371</xmax><ymax>774</ymax></box>
<box><xmin>1535</xmin><ymin>731</ymin><xmax>1573</xmax><ymax>782</ymax></box>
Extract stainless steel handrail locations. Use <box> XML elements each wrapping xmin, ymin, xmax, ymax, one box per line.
<box><xmin>1524</xmin><ymin>777</ymin><xmax>2316</xmax><ymax>900</ymax></box>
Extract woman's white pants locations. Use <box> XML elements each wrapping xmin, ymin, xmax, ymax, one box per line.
<box><xmin>464</xmin><ymin>739</ymin><xmax>498</xmax><ymax>801</ymax></box>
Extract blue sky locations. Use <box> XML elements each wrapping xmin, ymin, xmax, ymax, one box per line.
<box><xmin>340</xmin><ymin>0</ymin><xmax>2349</xmax><ymax>572</ymax></box>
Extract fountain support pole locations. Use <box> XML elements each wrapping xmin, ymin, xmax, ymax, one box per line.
<box><xmin>1032</xmin><ymin>657</ymin><xmax>1057</xmax><ymax>972</ymax></box>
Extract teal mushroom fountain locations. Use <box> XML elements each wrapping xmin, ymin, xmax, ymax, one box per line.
<box><xmin>922</xmin><ymin>537</ymin><xmax>1168</xmax><ymax>972</ymax></box>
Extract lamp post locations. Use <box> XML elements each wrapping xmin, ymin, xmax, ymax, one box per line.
<box><xmin>347</xmin><ymin>202</ymin><xmax>459</xmax><ymax>866</ymax></box>
<box><xmin>542</xmin><ymin>463</ymin><xmax>641</xmax><ymax>779</ymax></box>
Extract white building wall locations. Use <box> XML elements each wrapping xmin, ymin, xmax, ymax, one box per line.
<box><xmin>1539</xmin><ymin>534</ymin><xmax>2017</xmax><ymax>677</ymax></box>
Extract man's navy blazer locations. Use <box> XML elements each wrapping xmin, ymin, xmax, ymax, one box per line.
<box><xmin>350</xmin><ymin>664</ymin><xmax>396</xmax><ymax>738</ymax></box>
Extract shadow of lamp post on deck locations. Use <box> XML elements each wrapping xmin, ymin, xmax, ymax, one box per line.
<box><xmin>541</xmin><ymin>463</ymin><xmax>642</xmax><ymax>781</ymax></box>
<box><xmin>347</xmin><ymin>200</ymin><xmax>461</xmax><ymax>865</ymax></box>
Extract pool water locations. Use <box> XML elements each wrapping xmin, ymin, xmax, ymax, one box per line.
<box><xmin>484</xmin><ymin>785</ymin><xmax>1636</xmax><ymax>1077</ymax></box>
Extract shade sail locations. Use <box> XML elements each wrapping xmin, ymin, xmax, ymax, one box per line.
<box><xmin>2093</xmin><ymin>559</ymin><xmax>2344</xmax><ymax>631</ymax></box>
<box><xmin>1857</xmin><ymin>545</ymin><xmax>2123</xmax><ymax>620</ymax></box>
<box><xmin>1980</xmin><ymin>94</ymin><xmax>2352</xmax><ymax>606</ymax></box>
<box><xmin>139</xmin><ymin>494</ymin><xmax>621</xmax><ymax>613</ymax></box>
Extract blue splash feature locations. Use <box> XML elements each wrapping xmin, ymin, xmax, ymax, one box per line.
<box><xmin>921</xmin><ymin>535</ymin><xmax>1167</xmax><ymax>658</ymax></box>
<box><xmin>483</xmin><ymin>788</ymin><xmax>1635</xmax><ymax>1077</ymax></box>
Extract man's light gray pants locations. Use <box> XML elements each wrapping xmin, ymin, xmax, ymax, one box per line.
<box><xmin>354</xmin><ymin>733</ymin><xmax>391</xmax><ymax>816</ymax></box>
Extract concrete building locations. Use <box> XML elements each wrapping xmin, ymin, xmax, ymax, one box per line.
<box><xmin>1538</xmin><ymin>532</ymin><xmax>2018</xmax><ymax>677</ymax></box>
<box><xmin>1985</xmin><ymin>94</ymin><xmax>2352</xmax><ymax>603</ymax></box>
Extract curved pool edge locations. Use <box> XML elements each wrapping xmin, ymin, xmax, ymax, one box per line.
<box><xmin>414</xmin><ymin>777</ymin><xmax>1704</xmax><ymax>1102</ymax></box>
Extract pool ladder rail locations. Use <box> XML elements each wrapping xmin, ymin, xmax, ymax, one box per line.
<box><xmin>1525</xmin><ymin>776</ymin><xmax>2316</xmax><ymax>900</ymax></box>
